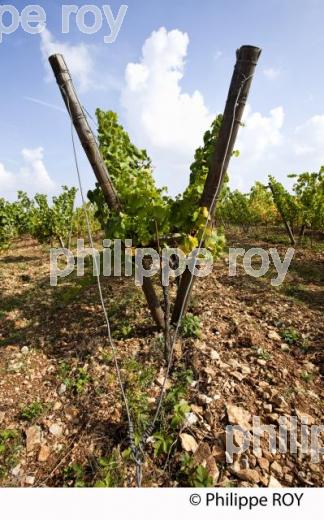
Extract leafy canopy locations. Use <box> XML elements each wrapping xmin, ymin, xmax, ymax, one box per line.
<box><xmin>88</xmin><ymin>110</ymin><xmax>226</xmax><ymax>256</ymax></box>
<box><xmin>0</xmin><ymin>186</ymin><xmax>77</xmax><ymax>248</ymax></box>
<box><xmin>88</xmin><ymin>110</ymin><xmax>171</xmax><ymax>246</ymax></box>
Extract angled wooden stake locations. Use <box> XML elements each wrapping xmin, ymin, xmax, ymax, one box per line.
<box><xmin>49</xmin><ymin>54</ymin><xmax>120</xmax><ymax>212</ymax></box>
<box><xmin>201</xmin><ymin>45</ymin><xmax>262</xmax><ymax>210</ymax></box>
<box><xmin>172</xmin><ymin>45</ymin><xmax>262</xmax><ymax>324</ymax></box>
<box><xmin>49</xmin><ymin>53</ymin><xmax>165</xmax><ymax>329</ymax></box>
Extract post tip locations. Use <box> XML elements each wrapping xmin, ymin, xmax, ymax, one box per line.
<box><xmin>237</xmin><ymin>45</ymin><xmax>262</xmax><ymax>61</ymax></box>
<box><xmin>48</xmin><ymin>53</ymin><xmax>65</xmax><ymax>65</ymax></box>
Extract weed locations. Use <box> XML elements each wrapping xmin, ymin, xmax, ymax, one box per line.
<box><xmin>113</xmin><ymin>321</ymin><xmax>134</xmax><ymax>340</ymax></box>
<box><xmin>0</xmin><ymin>429</ymin><xmax>21</xmax><ymax>479</ymax></box>
<box><xmin>94</xmin><ymin>449</ymin><xmax>124</xmax><ymax>487</ymax></box>
<box><xmin>280</xmin><ymin>328</ymin><xmax>300</xmax><ymax>345</ymax></box>
<box><xmin>153</xmin><ymin>432</ymin><xmax>174</xmax><ymax>457</ymax></box>
<box><xmin>301</xmin><ymin>371</ymin><xmax>313</xmax><ymax>383</ymax></box>
<box><xmin>123</xmin><ymin>358</ymin><xmax>156</xmax><ymax>434</ymax></box>
<box><xmin>256</xmin><ymin>348</ymin><xmax>271</xmax><ymax>361</ymax></box>
<box><xmin>101</xmin><ymin>351</ymin><xmax>113</xmax><ymax>365</ymax></box>
<box><xmin>152</xmin><ymin>369</ymin><xmax>193</xmax><ymax>464</ymax></box>
<box><xmin>171</xmin><ymin>401</ymin><xmax>191</xmax><ymax>429</ymax></box>
<box><xmin>180</xmin><ymin>314</ymin><xmax>201</xmax><ymax>339</ymax></box>
<box><xmin>73</xmin><ymin>368</ymin><xmax>90</xmax><ymax>394</ymax></box>
<box><xmin>152</xmin><ymin>399</ymin><xmax>191</xmax><ymax>460</ymax></box>
<box><xmin>20</xmin><ymin>401</ymin><xmax>45</xmax><ymax>422</ymax></box>
<box><xmin>123</xmin><ymin>358</ymin><xmax>155</xmax><ymax>389</ymax></box>
<box><xmin>63</xmin><ymin>463</ymin><xmax>85</xmax><ymax>487</ymax></box>
<box><xmin>58</xmin><ymin>361</ymin><xmax>71</xmax><ymax>381</ymax></box>
<box><xmin>190</xmin><ymin>465</ymin><xmax>213</xmax><ymax>487</ymax></box>
<box><xmin>164</xmin><ymin>368</ymin><xmax>193</xmax><ymax>409</ymax></box>
<box><xmin>58</xmin><ymin>363</ymin><xmax>90</xmax><ymax>394</ymax></box>
<box><xmin>178</xmin><ymin>453</ymin><xmax>213</xmax><ymax>487</ymax></box>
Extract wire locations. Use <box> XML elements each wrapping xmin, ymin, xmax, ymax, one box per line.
<box><xmin>57</xmin><ymin>71</ymin><xmax>254</xmax><ymax>486</ymax></box>
<box><xmin>59</xmin><ymin>83</ymin><xmax>142</xmax><ymax>486</ymax></box>
<box><xmin>82</xmin><ymin>105</ymin><xmax>100</xmax><ymax>146</ymax></box>
<box><xmin>140</xmin><ymin>73</ymin><xmax>254</xmax><ymax>445</ymax></box>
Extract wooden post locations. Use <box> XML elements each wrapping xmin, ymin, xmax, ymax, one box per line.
<box><xmin>201</xmin><ymin>45</ymin><xmax>262</xmax><ymax>210</ymax></box>
<box><xmin>49</xmin><ymin>53</ymin><xmax>165</xmax><ymax>329</ymax></box>
<box><xmin>268</xmin><ymin>183</ymin><xmax>296</xmax><ymax>246</ymax></box>
<box><xmin>49</xmin><ymin>54</ymin><xmax>120</xmax><ymax>212</ymax></box>
<box><xmin>172</xmin><ymin>45</ymin><xmax>262</xmax><ymax>324</ymax></box>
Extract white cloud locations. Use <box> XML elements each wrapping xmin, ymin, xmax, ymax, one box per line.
<box><xmin>263</xmin><ymin>67</ymin><xmax>281</xmax><ymax>80</ymax></box>
<box><xmin>120</xmin><ymin>28</ymin><xmax>322</xmax><ymax>196</ymax></box>
<box><xmin>231</xmin><ymin>107</ymin><xmax>324</xmax><ymax>191</ymax></box>
<box><xmin>121</xmin><ymin>27</ymin><xmax>214</xmax><ymax>194</ymax></box>
<box><xmin>230</xmin><ymin>105</ymin><xmax>285</xmax><ymax>189</ymax></box>
<box><xmin>236</xmin><ymin>105</ymin><xmax>284</xmax><ymax>160</ymax></box>
<box><xmin>40</xmin><ymin>28</ymin><xmax>95</xmax><ymax>93</ymax></box>
<box><xmin>0</xmin><ymin>147</ymin><xmax>56</xmax><ymax>200</ymax></box>
<box><xmin>294</xmin><ymin>114</ymin><xmax>324</xmax><ymax>158</ymax></box>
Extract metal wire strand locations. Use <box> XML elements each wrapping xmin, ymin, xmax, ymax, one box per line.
<box><xmin>140</xmin><ymin>73</ymin><xmax>254</xmax><ymax>446</ymax></box>
<box><xmin>59</xmin><ymin>73</ymin><xmax>254</xmax><ymax>484</ymax></box>
<box><xmin>60</xmin><ymin>85</ymin><xmax>142</xmax><ymax>486</ymax></box>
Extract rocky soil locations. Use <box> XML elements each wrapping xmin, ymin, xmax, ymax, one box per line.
<box><xmin>0</xmin><ymin>235</ymin><xmax>323</xmax><ymax>487</ymax></box>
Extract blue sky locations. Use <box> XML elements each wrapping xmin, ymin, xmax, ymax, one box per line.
<box><xmin>1</xmin><ymin>0</ymin><xmax>324</xmax><ymax>201</ymax></box>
